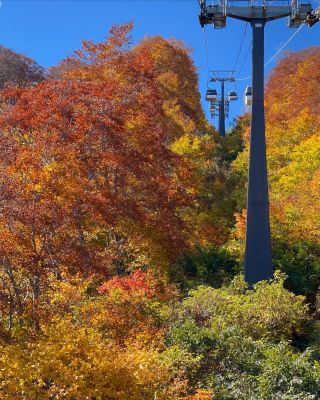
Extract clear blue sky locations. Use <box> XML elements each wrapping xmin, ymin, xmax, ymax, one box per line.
<box><xmin>1</xmin><ymin>0</ymin><xmax>319</xmax><ymax>128</ymax></box>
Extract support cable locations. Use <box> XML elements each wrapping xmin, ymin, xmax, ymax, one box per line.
<box><xmin>235</xmin><ymin>23</ymin><xmax>305</xmax><ymax>81</ymax></box>
<box><xmin>236</xmin><ymin>41</ymin><xmax>252</xmax><ymax>81</ymax></box>
<box><xmin>233</xmin><ymin>23</ymin><xmax>248</xmax><ymax>72</ymax></box>
<box><xmin>264</xmin><ymin>23</ymin><xmax>304</xmax><ymax>67</ymax></box>
<box><xmin>202</xmin><ymin>26</ymin><xmax>211</xmax><ymax>82</ymax></box>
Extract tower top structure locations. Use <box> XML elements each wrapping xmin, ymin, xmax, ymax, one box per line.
<box><xmin>199</xmin><ymin>0</ymin><xmax>319</xmax><ymax>28</ymax></box>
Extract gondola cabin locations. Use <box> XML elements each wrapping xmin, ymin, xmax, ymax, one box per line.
<box><xmin>209</xmin><ymin>104</ymin><xmax>215</xmax><ymax>114</ymax></box>
<box><xmin>206</xmin><ymin>89</ymin><xmax>218</xmax><ymax>102</ymax></box>
<box><xmin>245</xmin><ymin>86</ymin><xmax>252</xmax><ymax>107</ymax></box>
<box><xmin>228</xmin><ymin>91</ymin><xmax>238</xmax><ymax>101</ymax></box>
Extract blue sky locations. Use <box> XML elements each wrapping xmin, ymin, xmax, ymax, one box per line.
<box><xmin>1</xmin><ymin>0</ymin><xmax>319</xmax><ymax>128</ymax></box>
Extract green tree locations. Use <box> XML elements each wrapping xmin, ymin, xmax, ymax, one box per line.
<box><xmin>165</xmin><ymin>275</ymin><xmax>320</xmax><ymax>399</ymax></box>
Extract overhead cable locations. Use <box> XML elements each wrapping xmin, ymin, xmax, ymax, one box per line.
<box><xmin>236</xmin><ymin>41</ymin><xmax>252</xmax><ymax>81</ymax></box>
<box><xmin>235</xmin><ymin>23</ymin><xmax>305</xmax><ymax>81</ymax></box>
<box><xmin>264</xmin><ymin>23</ymin><xmax>304</xmax><ymax>67</ymax></box>
<box><xmin>233</xmin><ymin>23</ymin><xmax>248</xmax><ymax>72</ymax></box>
<box><xmin>202</xmin><ymin>26</ymin><xmax>211</xmax><ymax>81</ymax></box>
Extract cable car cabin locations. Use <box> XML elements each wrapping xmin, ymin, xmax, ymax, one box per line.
<box><xmin>206</xmin><ymin>89</ymin><xmax>218</xmax><ymax>102</ymax></box>
<box><xmin>228</xmin><ymin>91</ymin><xmax>238</xmax><ymax>101</ymax></box>
<box><xmin>245</xmin><ymin>86</ymin><xmax>252</xmax><ymax>107</ymax></box>
<box><xmin>209</xmin><ymin>104</ymin><xmax>215</xmax><ymax>114</ymax></box>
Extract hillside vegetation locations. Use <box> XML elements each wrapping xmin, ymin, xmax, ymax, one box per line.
<box><xmin>0</xmin><ymin>25</ymin><xmax>319</xmax><ymax>399</ymax></box>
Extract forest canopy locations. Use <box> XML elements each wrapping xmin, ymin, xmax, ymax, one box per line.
<box><xmin>0</xmin><ymin>23</ymin><xmax>319</xmax><ymax>399</ymax></box>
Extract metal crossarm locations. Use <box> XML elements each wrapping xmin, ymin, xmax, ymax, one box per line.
<box><xmin>199</xmin><ymin>0</ymin><xmax>319</xmax><ymax>28</ymax></box>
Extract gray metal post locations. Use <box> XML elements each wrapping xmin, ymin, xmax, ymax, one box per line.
<box><xmin>244</xmin><ymin>20</ymin><xmax>273</xmax><ymax>285</ymax></box>
<box><xmin>218</xmin><ymin>81</ymin><xmax>226</xmax><ymax>137</ymax></box>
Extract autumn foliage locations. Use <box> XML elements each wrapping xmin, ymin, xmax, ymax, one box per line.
<box><xmin>0</xmin><ymin>22</ymin><xmax>319</xmax><ymax>400</ymax></box>
<box><xmin>230</xmin><ymin>48</ymin><xmax>320</xmax><ymax>249</ymax></box>
<box><xmin>0</xmin><ymin>23</ymin><xmax>210</xmax><ymax>333</ymax></box>
<box><xmin>265</xmin><ymin>47</ymin><xmax>320</xmax><ymax>246</ymax></box>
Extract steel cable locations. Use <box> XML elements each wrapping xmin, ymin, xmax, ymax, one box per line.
<box><xmin>236</xmin><ymin>23</ymin><xmax>305</xmax><ymax>81</ymax></box>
